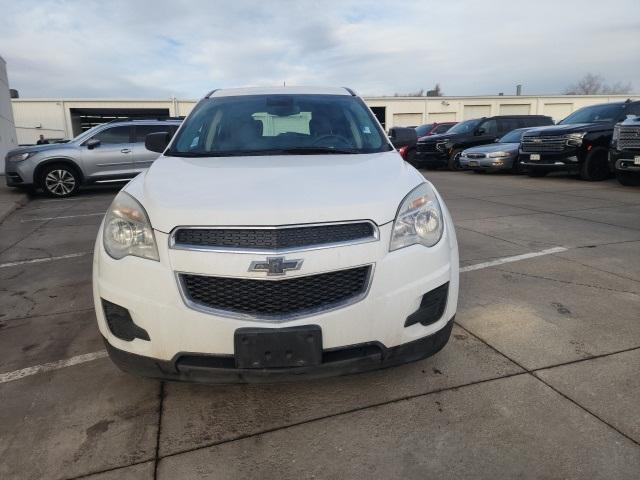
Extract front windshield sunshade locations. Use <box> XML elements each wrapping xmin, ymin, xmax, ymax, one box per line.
<box><xmin>166</xmin><ymin>94</ymin><xmax>392</xmax><ymax>157</ymax></box>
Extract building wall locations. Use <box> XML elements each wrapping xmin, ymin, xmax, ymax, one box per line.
<box><xmin>11</xmin><ymin>93</ymin><xmax>640</xmax><ymax>144</ymax></box>
<box><xmin>0</xmin><ymin>55</ymin><xmax>18</xmax><ymax>161</ymax></box>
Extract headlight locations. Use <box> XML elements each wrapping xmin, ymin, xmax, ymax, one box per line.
<box><xmin>488</xmin><ymin>151</ymin><xmax>511</xmax><ymax>158</ymax></box>
<box><xmin>566</xmin><ymin>132</ymin><xmax>586</xmax><ymax>147</ymax></box>
<box><xmin>103</xmin><ymin>192</ymin><xmax>159</xmax><ymax>261</ymax></box>
<box><xmin>390</xmin><ymin>183</ymin><xmax>444</xmax><ymax>251</ymax></box>
<box><xmin>7</xmin><ymin>152</ymin><xmax>32</xmax><ymax>162</ymax></box>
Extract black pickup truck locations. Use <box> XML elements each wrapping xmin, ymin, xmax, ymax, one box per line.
<box><xmin>414</xmin><ymin>115</ymin><xmax>553</xmax><ymax>170</ymax></box>
<box><xmin>610</xmin><ymin>115</ymin><xmax>640</xmax><ymax>186</ymax></box>
<box><xmin>520</xmin><ymin>100</ymin><xmax>640</xmax><ymax>181</ymax></box>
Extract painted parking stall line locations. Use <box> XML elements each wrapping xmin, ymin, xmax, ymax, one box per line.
<box><xmin>460</xmin><ymin>247</ymin><xmax>568</xmax><ymax>273</ymax></box>
<box><xmin>0</xmin><ymin>251</ymin><xmax>92</xmax><ymax>269</ymax></box>
<box><xmin>0</xmin><ymin>246</ymin><xmax>570</xmax><ymax>384</ymax></box>
<box><xmin>20</xmin><ymin>212</ymin><xmax>105</xmax><ymax>223</ymax></box>
<box><xmin>0</xmin><ymin>351</ymin><xmax>108</xmax><ymax>384</ymax></box>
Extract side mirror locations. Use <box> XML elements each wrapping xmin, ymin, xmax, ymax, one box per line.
<box><xmin>388</xmin><ymin>127</ymin><xmax>418</xmax><ymax>149</ymax></box>
<box><xmin>475</xmin><ymin>128</ymin><xmax>486</xmax><ymax>136</ymax></box>
<box><xmin>86</xmin><ymin>139</ymin><xmax>101</xmax><ymax>149</ymax></box>
<box><xmin>145</xmin><ymin>131</ymin><xmax>171</xmax><ymax>153</ymax></box>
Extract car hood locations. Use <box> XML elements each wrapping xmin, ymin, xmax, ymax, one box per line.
<box><xmin>7</xmin><ymin>143</ymin><xmax>72</xmax><ymax>156</ymax></box>
<box><xmin>417</xmin><ymin>132</ymin><xmax>463</xmax><ymax>144</ymax></box>
<box><xmin>524</xmin><ymin>122</ymin><xmax>611</xmax><ymax>136</ymax></box>
<box><xmin>464</xmin><ymin>142</ymin><xmax>519</xmax><ymax>154</ymax></box>
<box><xmin>125</xmin><ymin>151</ymin><xmax>425</xmax><ymax>233</ymax></box>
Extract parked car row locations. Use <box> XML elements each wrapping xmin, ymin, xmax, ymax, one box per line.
<box><xmin>402</xmin><ymin>99</ymin><xmax>640</xmax><ymax>187</ymax></box>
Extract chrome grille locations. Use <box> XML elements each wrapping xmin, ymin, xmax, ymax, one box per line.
<box><xmin>521</xmin><ymin>135</ymin><xmax>568</xmax><ymax>153</ymax></box>
<box><xmin>617</xmin><ymin>125</ymin><xmax>640</xmax><ymax>150</ymax></box>
<box><xmin>179</xmin><ymin>266</ymin><xmax>372</xmax><ymax>320</ymax></box>
<box><xmin>172</xmin><ymin>222</ymin><xmax>377</xmax><ymax>252</ymax></box>
<box><xmin>466</xmin><ymin>153</ymin><xmax>486</xmax><ymax>159</ymax></box>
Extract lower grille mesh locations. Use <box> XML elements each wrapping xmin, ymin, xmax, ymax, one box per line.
<box><xmin>180</xmin><ymin>266</ymin><xmax>371</xmax><ymax>318</ymax></box>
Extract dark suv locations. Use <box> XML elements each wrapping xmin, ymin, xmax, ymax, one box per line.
<box><xmin>414</xmin><ymin>115</ymin><xmax>553</xmax><ymax>170</ymax></box>
<box><xmin>520</xmin><ymin>100</ymin><xmax>640</xmax><ymax>180</ymax></box>
<box><xmin>610</xmin><ymin>115</ymin><xmax>640</xmax><ymax>186</ymax></box>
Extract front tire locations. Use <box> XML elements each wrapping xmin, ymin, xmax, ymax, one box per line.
<box><xmin>580</xmin><ymin>148</ymin><xmax>610</xmax><ymax>181</ymax></box>
<box><xmin>39</xmin><ymin>164</ymin><xmax>80</xmax><ymax>198</ymax></box>
<box><xmin>616</xmin><ymin>172</ymin><xmax>640</xmax><ymax>187</ymax></box>
<box><xmin>448</xmin><ymin>149</ymin><xmax>462</xmax><ymax>171</ymax></box>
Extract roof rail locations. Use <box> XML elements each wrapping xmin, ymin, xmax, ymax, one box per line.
<box><xmin>101</xmin><ymin>116</ymin><xmax>184</xmax><ymax>125</ymax></box>
<box><xmin>343</xmin><ymin>87</ymin><xmax>357</xmax><ymax>96</ymax></box>
<box><xmin>204</xmin><ymin>89</ymin><xmax>219</xmax><ymax>98</ymax></box>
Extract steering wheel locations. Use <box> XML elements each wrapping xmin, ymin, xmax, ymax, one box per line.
<box><xmin>311</xmin><ymin>134</ymin><xmax>354</xmax><ymax>148</ymax></box>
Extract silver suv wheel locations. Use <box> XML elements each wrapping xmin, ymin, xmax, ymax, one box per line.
<box><xmin>41</xmin><ymin>165</ymin><xmax>79</xmax><ymax>197</ymax></box>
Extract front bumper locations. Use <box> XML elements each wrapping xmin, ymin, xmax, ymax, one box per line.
<box><xmin>519</xmin><ymin>151</ymin><xmax>581</xmax><ymax>171</ymax></box>
<box><xmin>103</xmin><ymin>317</ymin><xmax>454</xmax><ymax>383</ymax></box>
<box><xmin>460</xmin><ymin>156</ymin><xmax>514</xmax><ymax>171</ymax></box>
<box><xmin>4</xmin><ymin>159</ymin><xmax>35</xmax><ymax>186</ymax></box>
<box><xmin>94</xmin><ymin>205</ymin><xmax>459</xmax><ymax>383</ymax></box>
<box><xmin>414</xmin><ymin>148</ymin><xmax>448</xmax><ymax>167</ymax></box>
<box><xmin>609</xmin><ymin>149</ymin><xmax>640</xmax><ymax>174</ymax></box>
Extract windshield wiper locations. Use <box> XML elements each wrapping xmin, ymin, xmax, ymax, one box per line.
<box><xmin>276</xmin><ymin>147</ymin><xmax>358</xmax><ymax>155</ymax></box>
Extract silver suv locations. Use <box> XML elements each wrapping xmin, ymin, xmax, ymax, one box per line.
<box><xmin>4</xmin><ymin>118</ymin><xmax>182</xmax><ymax>197</ymax></box>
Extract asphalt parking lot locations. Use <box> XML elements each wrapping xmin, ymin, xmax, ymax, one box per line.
<box><xmin>1</xmin><ymin>171</ymin><xmax>639</xmax><ymax>479</ymax></box>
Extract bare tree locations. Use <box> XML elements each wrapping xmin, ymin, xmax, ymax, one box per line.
<box><xmin>565</xmin><ymin>73</ymin><xmax>633</xmax><ymax>95</ymax></box>
<box><xmin>427</xmin><ymin>83</ymin><xmax>444</xmax><ymax>97</ymax></box>
<box><xmin>393</xmin><ymin>84</ymin><xmax>443</xmax><ymax>97</ymax></box>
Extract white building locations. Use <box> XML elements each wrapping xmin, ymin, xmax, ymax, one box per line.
<box><xmin>0</xmin><ymin>55</ymin><xmax>18</xmax><ymax>160</ymax></box>
<box><xmin>10</xmin><ymin>93</ymin><xmax>640</xmax><ymax>145</ymax></box>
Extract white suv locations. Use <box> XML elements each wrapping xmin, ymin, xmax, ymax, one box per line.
<box><xmin>93</xmin><ymin>86</ymin><xmax>459</xmax><ymax>383</ymax></box>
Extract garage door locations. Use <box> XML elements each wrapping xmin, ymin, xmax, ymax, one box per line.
<box><xmin>543</xmin><ymin>103</ymin><xmax>573</xmax><ymax>123</ymax></box>
<box><xmin>427</xmin><ymin>112</ymin><xmax>456</xmax><ymax>122</ymax></box>
<box><xmin>499</xmin><ymin>104</ymin><xmax>531</xmax><ymax>115</ymax></box>
<box><xmin>393</xmin><ymin>113</ymin><xmax>422</xmax><ymax>127</ymax></box>
<box><xmin>463</xmin><ymin>105</ymin><xmax>491</xmax><ymax>120</ymax></box>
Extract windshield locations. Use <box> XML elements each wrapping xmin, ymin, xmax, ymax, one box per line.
<box><xmin>560</xmin><ymin>103</ymin><xmax>625</xmax><ymax>125</ymax></box>
<box><xmin>166</xmin><ymin>94</ymin><xmax>391</xmax><ymax>157</ymax></box>
<box><xmin>498</xmin><ymin>129</ymin><xmax>526</xmax><ymax>143</ymax></box>
<box><xmin>447</xmin><ymin>119</ymin><xmax>481</xmax><ymax>134</ymax></box>
<box><xmin>415</xmin><ymin>124</ymin><xmax>433</xmax><ymax>137</ymax></box>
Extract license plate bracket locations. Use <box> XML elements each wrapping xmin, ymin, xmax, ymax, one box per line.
<box><xmin>634</xmin><ymin>156</ymin><xmax>640</xmax><ymax>165</ymax></box>
<box><xmin>234</xmin><ymin>325</ymin><xmax>322</xmax><ymax>369</ymax></box>
<box><xmin>469</xmin><ymin>160</ymin><xmax>479</xmax><ymax>167</ymax></box>
<box><xmin>530</xmin><ymin>153</ymin><xmax>541</xmax><ymax>161</ymax></box>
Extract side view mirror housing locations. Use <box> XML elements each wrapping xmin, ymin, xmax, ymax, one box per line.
<box><xmin>388</xmin><ymin>127</ymin><xmax>418</xmax><ymax>149</ymax></box>
<box><xmin>475</xmin><ymin>128</ymin><xmax>486</xmax><ymax>136</ymax></box>
<box><xmin>86</xmin><ymin>139</ymin><xmax>101</xmax><ymax>149</ymax></box>
<box><xmin>145</xmin><ymin>131</ymin><xmax>171</xmax><ymax>153</ymax></box>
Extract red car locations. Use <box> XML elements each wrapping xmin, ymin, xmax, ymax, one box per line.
<box><xmin>400</xmin><ymin>122</ymin><xmax>457</xmax><ymax>163</ymax></box>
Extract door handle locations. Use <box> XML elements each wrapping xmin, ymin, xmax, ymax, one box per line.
<box><xmin>121</xmin><ymin>148</ymin><xmax>131</xmax><ymax>153</ymax></box>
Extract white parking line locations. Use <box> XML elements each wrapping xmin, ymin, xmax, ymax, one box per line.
<box><xmin>0</xmin><ymin>351</ymin><xmax>108</xmax><ymax>384</ymax></box>
<box><xmin>0</xmin><ymin>252</ymin><xmax>92</xmax><ymax>269</ymax></box>
<box><xmin>20</xmin><ymin>212</ymin><xmax>105</xmax><ymax>223</ymax></box>
<box><xmin>460</xmin><ymin>247</ymin><xmax>568</xmax><ymax>272</ymax></box>
<box><xmin>0</xmin><ymin>246</ymin><xmax>568</xmax><ymax>383</ymax></box>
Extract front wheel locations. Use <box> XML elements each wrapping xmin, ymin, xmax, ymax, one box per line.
<box><xmin>40</xmin><ymin>164</ymin><xmax>81</xmax><ymax>198</ymax></box>
<box><xmin>616</xmin><ymin>172</ymin><xmax>640</xmax><ymax>187</ymax></box>
<box><xmin>448</xmin><ymin>149</ymin><xmax>462</xmax><ymax>171</ymax></box>
<box><xmin>580</xmin><ymin>148</ymin><xmax>610</xmax><ymax>181</ymax></box>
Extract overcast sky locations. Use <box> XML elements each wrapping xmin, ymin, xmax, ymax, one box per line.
<box><xmin>1</xmin><ymin>0</ymin><xmax>639</xmax><ymax>98</ymax></box>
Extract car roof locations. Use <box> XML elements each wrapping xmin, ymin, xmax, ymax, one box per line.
<box><xmin>207</xmin><ymin>86</ymin><xmax>355</xmax><ymax>98</ymax></box>
<box><xmin>104</xmin><ymin>118</ymin><xmax>183</xmax><ymax>126</ymax></box>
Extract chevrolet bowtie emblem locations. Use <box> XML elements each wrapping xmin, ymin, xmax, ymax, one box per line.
<box><xmin>248</xmin><ymin>257</ymin><xmax>303</xmax><ymax>276</ymax></box>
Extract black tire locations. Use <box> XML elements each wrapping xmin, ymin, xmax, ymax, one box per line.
<box><xmin>448</xmin><ymin>149</ymin><xmax>463</xmax><ymax>171</ymax></box>
<box><xmin>511</xmin><ymin>156</ymin><xmax>522</xmax><ymax>174</ymax></box>
<box><xmin>527</xmin><ymin>169</ymin><xmax>548</xmax><ymax>177</ymax></box>
<box><xmin>616</xmin><ymin>172</ymin><xmax>640</xmax><ymax>187</ymax></box>
<box><xmin>406</xmin><ymin>148</ymin><xmax>416</xmax><ymax>165</ymax></box>
<box><xmin>39</xmin><ymin>163</ymin><xmax>81</xmax><ymax>198</ymax></box>
<box><xmin>579</xmin><ymin>148</ymin><xmax>610</xmax><ymax>181</ymax></box>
